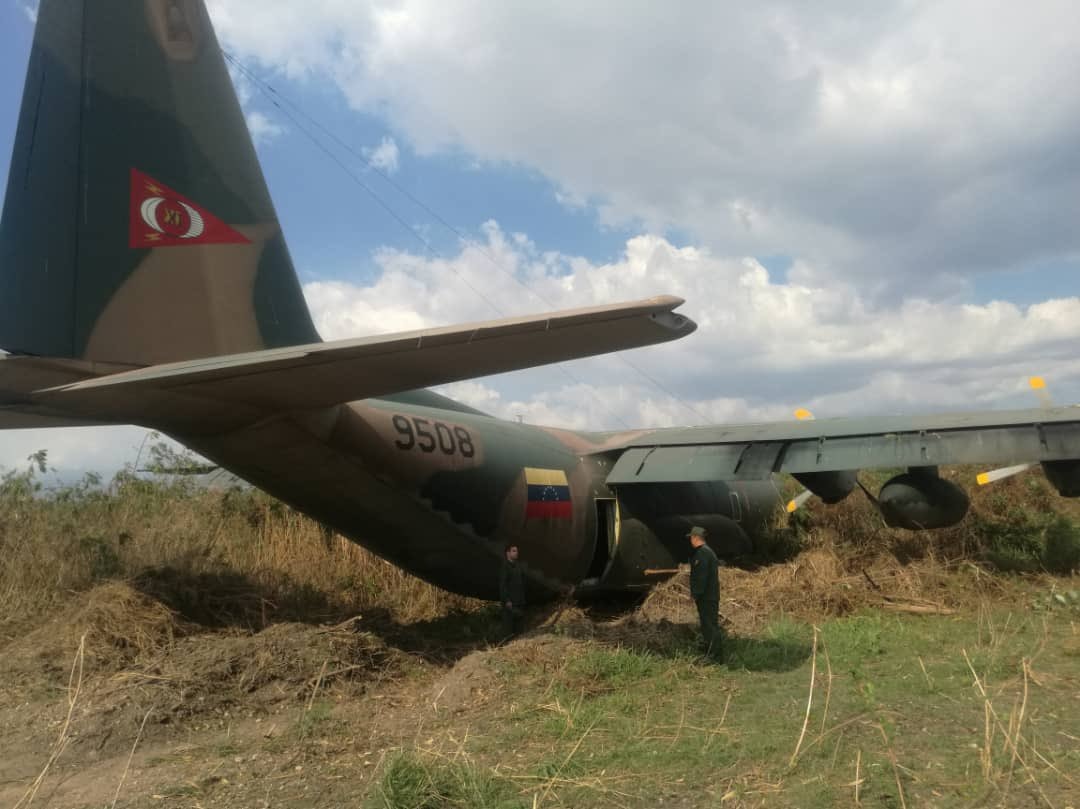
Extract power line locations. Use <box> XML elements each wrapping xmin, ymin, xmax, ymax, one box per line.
<box><xmin>225</xmin><ymin>52</ymin><xmax>709</xmax><ymax>427</ymax></box>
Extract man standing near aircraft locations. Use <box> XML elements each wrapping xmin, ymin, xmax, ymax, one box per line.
<box><xmin>499</xmin><ymin>544</ymin><xmax>526</xmax><ymax>640</ymax></box>
<box><xmin>688</xmin><ymin>527</ymin><xmax>722</xmax><ymax>660</ymax></box>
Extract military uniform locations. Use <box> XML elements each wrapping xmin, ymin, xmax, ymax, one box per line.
<box><xmin>689</xmin><ymin>537</ymin><xmax>722</xmax><ymax>659</ymax></box>
<box><xmin>499</xmin><ymin>557</ymin><xmax>526</xmax><ymax>639</ymax></box>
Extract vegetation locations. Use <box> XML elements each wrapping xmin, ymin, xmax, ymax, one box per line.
<box><xmin>781</xmin><ymin>466</ymin><xmax>1080</xmax><ymax>574</ymax></box>
<box><xmin>369</xmin><ymin>752</ymin><xmax>524</xmax><ymax>809</ymax></box>
<box><xmin>0</xmin><ymin>447</ymin><xmax>1078</xmax><ymax>807</ymax></box>
<box><xmin>0</xmin><ymin>445</ymin><xmax>481</xmax><ymax>639</ymax></box>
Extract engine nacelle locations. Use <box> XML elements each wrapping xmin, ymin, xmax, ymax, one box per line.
<box><xmin>878</xmin><ymin>469</ymin><xmax>969</xmax><ymax>530</ymax></box>
<box><xmin>1041</xmin><ymin>460</ymin><xmax>1080</xmax><ymax>497</ymax></box>
<box><xmin>792</xmin><ymin>470</ymin><xmax>858</xmax><ymax>504</ymax></box>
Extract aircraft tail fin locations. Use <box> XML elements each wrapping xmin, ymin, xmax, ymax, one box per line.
<box><xmin>0</xmin><ymin>0</ymin><xmax>319</xmax><ymax>366</ymax></box>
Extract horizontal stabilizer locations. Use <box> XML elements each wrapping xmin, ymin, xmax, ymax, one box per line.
<box><xmin>39</xmin><ymin>296</ymin><xmax>695</xmax><ymax>414</ymax></box>
<box><xmin>0</xmin><ymin>408</ymin><xmax>111</xmax><ymax>429</ymax></box>
<box><xmin>0</xmin><ymin>354</ymin><xmax>133</xmax><ymax>429</ymax></box>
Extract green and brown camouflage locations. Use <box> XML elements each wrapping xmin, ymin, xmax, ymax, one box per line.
<box><xmin>0</xmin><ymin>0</ymin><xmax>317</xmax><ymax>364</ymax></box>
<box><xmin>4</xmin><ymin>1</ymin><xmax>1080</xmax><ymax>602</ymax></box>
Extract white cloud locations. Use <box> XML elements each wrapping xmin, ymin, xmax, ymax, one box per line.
<box><xmin>7</xmin><ymin>223</ymin><xmax>1079</xmax><ymax>474</ymax></box>
<box><xmin>207</xmin><ymin>0</ymin><xmax>1080</xmax><ymax>287</ymax></box>
<box><xmin>364</xmin><ymin>136</ymin><xmax>400</xmax><ymax>174</ymax></box>
<box><xmin>300</xmin><ymin>223</ymin><xmax>1080</xmax><ymax>430</ymax></box>
<box><xmin>19</xmin><ymin>1</ymin><xmax>38</xmax><ymax>24</ymax></box>
<box><xmin>245</xmin><ymin>110</ymin><xmax>284</xmax><ymax>144</ymax></box>
<box><xmin>227</xmin><ymin>65</ymin><xmax>285</xmax><ymax>144</ymax></box>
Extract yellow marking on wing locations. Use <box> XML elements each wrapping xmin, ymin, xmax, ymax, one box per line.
<box><xmin>786</xmin><ymin>499</ymin><xmax>798</xmax><ymax>513</ymax></box>
<box><xmin>1029</xmin><ymin>376</ymin><xmax>1046</xmax><ymax>390</ymax></box>
<box><xmin>524</xmin><ymin>467</ymin><xmax>568</xmax><ymax>486</ymax></box>
<box><xmin>976</xmin><ymin>472</ymin><xmax>990</xmax><ymax>486</ymax></box>
<box><xmin>794</xmin><ymin>408</ymin><xmax>813</xmax><ymax>421</ymax></box>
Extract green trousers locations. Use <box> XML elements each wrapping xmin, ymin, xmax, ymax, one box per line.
<box><xmin>695</xmin><ymin>598</ymin><xmax>722</xmax><ymax>658</ymax></box>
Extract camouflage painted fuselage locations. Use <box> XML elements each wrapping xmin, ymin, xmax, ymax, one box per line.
<box><xmin>178</xmin><ymin>392</ymin><xmax>782</xmax><ymax>601</ymax></box>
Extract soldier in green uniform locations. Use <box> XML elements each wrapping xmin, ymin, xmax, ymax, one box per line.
<box><xmin>499</xmin><ymin>543</ymin><xmax>526</xmax><ymax>640</ymax></box>
<box><xmin>688</xmin><ymin>526</ymin><xmax>722</xmax><ymax>660</ymax></box>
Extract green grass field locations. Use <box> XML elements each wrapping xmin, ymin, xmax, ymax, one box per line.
<box><xmin>363</xmin><ymin>600</ymin><xmax>1080</xmax><ymax>808</ymax></box>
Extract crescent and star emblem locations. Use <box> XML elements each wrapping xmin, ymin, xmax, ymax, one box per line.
<box><xmin>128</xmin><ymin>168</ymin><xmax>250</xmax><ymax>248</ymax></box>
<box><xmin>140</xmin><ymin>196</ymin><xmax>206</xmax><ymax>239</ymax></box>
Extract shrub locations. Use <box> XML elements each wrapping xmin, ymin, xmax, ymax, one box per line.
<box><xmin>1043</xmin><ymin>515</ymin><xmax>1080</xmax><ymax>574</ymax></box>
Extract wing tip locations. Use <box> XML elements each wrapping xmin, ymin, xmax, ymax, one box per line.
<box><xmin>651</xmin><ymin>294</ymin><xmax>686</xmax><ymax>309</ymax></box>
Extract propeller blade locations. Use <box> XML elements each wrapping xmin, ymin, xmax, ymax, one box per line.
<box><xmin>975</xmin><ymin>463</ymin><xmax>1036</xmax><ymax>486</ymax></box>
<box><xmin>973</xmin><ymin>377</ymin><xmax>1051</xmax><ymax>488</ymax></box>
<box><xmin>786</xmin><ymin>489</ymin><xmax>814</xmax><ymax>513</ymax></box>
<box><xmin>786</xmin><ymin>409</ymin><xmax>816</xmax><ymax>512</ymax></box>
<box><xmin>973</xmin><ymin>378</ymin><xmax>1046</xmax><ymax>486</ymax></box>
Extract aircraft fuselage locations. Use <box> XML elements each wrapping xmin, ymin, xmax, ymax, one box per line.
<box><xmin>177</xmin><ymin>396</ymin><xmax>783</xmax><ymax>601</ymax></box>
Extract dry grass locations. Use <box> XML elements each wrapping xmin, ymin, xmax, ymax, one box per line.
<box><xmin>0</xmin><ymin>465</ymin><xmax>481</xmax><ymax>646</ymax></box>
<box><xmin>1</xmin><ymin>457</ymin><xmax>1076</xmax><ymax>684</ymax></box>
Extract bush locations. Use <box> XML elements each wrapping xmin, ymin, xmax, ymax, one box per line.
<box><xmin>0</xmin><ymin>452</ymin><xmax>481</xmax><ymax>632</ymax></box>
<box><xmin>1043</xmin><ymin>516</ymin><xmax>1080</xmax><ymax>574</ymax></box>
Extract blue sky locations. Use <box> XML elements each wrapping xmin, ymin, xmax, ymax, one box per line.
<box><xmin>0</xmin><ymin>2</ymin><xmax>641</xmax><ymax>295</ymax></box>
<box><xmin>3</xmin><ymin>0</ymin><xmax>1080</xmax><ymax>475</ymax></box>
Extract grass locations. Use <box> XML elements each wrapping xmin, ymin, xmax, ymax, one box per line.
<box><xmin>0</xmin><ymin>447</ymin><xmax>482</xmax><ymax>640</ymax></box>
<box><xmin>2</xmin><ymin>448</ymin><xmax>1079</xmax><ymax>807</ymax></box>
<box><xmin>368</xmin><ymin>752</ymin><xmax>525</xmax><ymax>809</ymax></box>
<box><xmin>370</xmin><ymin>606</ymin><xmax>1078</xmax><ymax>808</ymax></box>
<box><xmin>2</xmin><ymin>449</ymin><xmax>1078</xmax><ymax>640</ymax></box>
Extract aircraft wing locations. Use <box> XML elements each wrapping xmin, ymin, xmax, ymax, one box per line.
<box><xmin>605</xmin><ymin>406</ymin><xmax>1080</xmax><ymax>483</ymax></box>
<box><xmin>33</xmin><ymin>296</ymin><xmax>694</xmax><ymax>416</ymax></box>
<box><xmin>0</xmin><ymin>355</ymin><xmax>133</xmax><ymax>429</ymax></box>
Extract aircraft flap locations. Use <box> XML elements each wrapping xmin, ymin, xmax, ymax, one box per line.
<box><xmin>607</xmin><ymin>443</ymin><xmax>769</xmax><ymax>484</ymax></box>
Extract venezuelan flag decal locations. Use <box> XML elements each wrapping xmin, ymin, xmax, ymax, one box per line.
<box><xmin>524</xmin><ymin>467</ymin><xmax>572</xmax><ymax>519</ymax></box>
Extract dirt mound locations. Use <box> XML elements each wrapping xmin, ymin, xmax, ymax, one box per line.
<box><xmin>2</xmin><ymin>582</ymin><xmax>191</xmax><ymax>687</ymax></box>
<box><xmin>146</xmin><ymin>620</ymin><xmax>405</xmax><ymax>711</ymax></box>
<box><xmin>0</xmin><ymin>583</ymin><xmax>415</xmax><ymax>760</ymax></box>
<box><xmin>431</xmin><ymin>635</ymin><xmax>581</xmax><ymax>715</ymax></box>
<box><xmin>636</xmin><ymin>575</ymin><xmax>698</xmax><ymax>625</ymax></box>
<box><xmin>68</xmin><ymin>619</ymin><xmax>408</xmax><ymax>758</ymax></box>
<box><xmin>536</xmin><ymin>603</ymin><xmax>595</xmax><ymax>638</ymax></box>
<box><xmin>431</xmin><ymin>650</ymin><xmax>502</xmax><ymax>715</ymax></box>
<box><xmin>629</xmin><ymin>550</ymin><xmax>1001</xmax><ymax>636</ymax></box>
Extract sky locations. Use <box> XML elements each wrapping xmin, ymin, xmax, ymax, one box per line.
<box><xmin>2</xmin><ymin>0</ymin><xmax>1080</xmax><ymax>477</ymax></box>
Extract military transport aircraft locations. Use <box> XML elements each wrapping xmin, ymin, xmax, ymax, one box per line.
<box><xmin>3</xmin><ymin>0</ymin><xmax>1080</xmax><ymax>602</ymax></box>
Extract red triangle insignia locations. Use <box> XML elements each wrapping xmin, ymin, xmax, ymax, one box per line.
<box><xmin>129</xmin><ymin>168</ymin><xmax>251</xmax><ymax>248</ymax></box>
